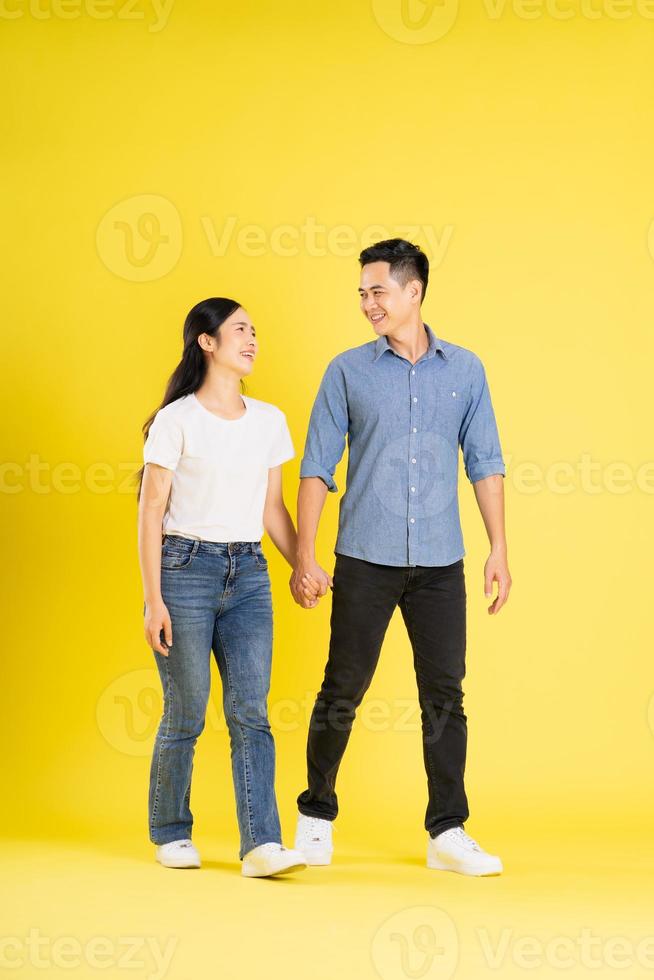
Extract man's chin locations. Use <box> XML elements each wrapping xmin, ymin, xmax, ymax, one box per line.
<box><xmin>369</xmin><ymin>316</ymin><xmax>390</xmax><ymax>336</ymax></box>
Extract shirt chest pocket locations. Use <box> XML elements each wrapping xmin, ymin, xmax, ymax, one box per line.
<box><xmin>436</xmin><ymin>383</ymin><xmax>467</xmax><ymax>428</ymax></box>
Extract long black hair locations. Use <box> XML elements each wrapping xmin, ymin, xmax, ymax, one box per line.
<box><xmin>135</xmin><ymin>297</ymin><xmax>244</xmax><ymax>503</ymax></box>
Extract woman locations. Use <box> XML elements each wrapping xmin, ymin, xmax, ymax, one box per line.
<box><xmin>136</xmin><ymin>297</ymin><xmax>309</xmax><ymax>878</ymax></box>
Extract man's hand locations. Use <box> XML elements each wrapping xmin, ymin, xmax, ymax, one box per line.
<box><xmin>484</xmin><ymin>550</ymin><xmax>512</xmax><ymax>615</ymax></box>
<box><xmin>290</xmin><ymin>559</ymin><xmax>333</xmax><ymax>609</ymax></box>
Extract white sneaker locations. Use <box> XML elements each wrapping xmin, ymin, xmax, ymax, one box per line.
<box><xmin>155</xmin><ymin>838</ymin><xmax>201</xmax><ymax>869</ymax></box>
<box><xmin>241</xmin><ymin>842</ymin><xmax>307</xmax><ymax>878</ymax></box>
<box><xmin>427</xmin><ymin>827</ymin><xmax>503</xmax><ymax>876</ymax></box>
<box><xmin>294</xmin><ymin>813</ymin><xmax>334</xmax><ymax>865</ymax></box>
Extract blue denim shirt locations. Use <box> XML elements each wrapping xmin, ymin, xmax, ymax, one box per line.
<box><xmin>300</xmin><ymin>323</ymin><xmax>506</xmax><ymax>567</ymax></box>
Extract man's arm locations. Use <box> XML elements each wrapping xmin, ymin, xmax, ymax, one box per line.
<box><xmin>291</xmin><ymin>477</ymin><xmax>332</xmax><ymax>608</ymax></box>
<box><xmin>460</xmin><ymin>355</ymin><xmax>511</xmax><ymax>615</ymax></box>
<box><xmin>472</xmin><ymin>474</ymin><xmax>511</xmax><ymax>615</ymax></box>
<box><xmin>291</xmin><ymin>359</ymin><xmax>349</xmax><ymax>608</ymax></box>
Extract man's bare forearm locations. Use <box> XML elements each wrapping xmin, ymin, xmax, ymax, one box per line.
<box><xmin>296</xmin><ymin>476</ymin><xmax>329</xmax><ymax>560</ymax></box>
<box><xmin>472</xmin><ymin>474</ymin><xmax>507</xmax><ymax>553</ymax></box>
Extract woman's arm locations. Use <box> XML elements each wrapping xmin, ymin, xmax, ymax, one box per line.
<box><xmin>262</xmin><ymin>464</ymin><xmax>300</xmax><ymax>568</ymax></box>
<box><xmin>137</xmin><ymin>463</ymin><xmax>174</xmax><ymax>655</ymax></box>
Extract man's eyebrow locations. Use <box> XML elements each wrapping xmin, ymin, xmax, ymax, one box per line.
<box><xmin>358</xmin><ymin>285</ymin><xmax>384</xmax><ymax>293</ymax></box>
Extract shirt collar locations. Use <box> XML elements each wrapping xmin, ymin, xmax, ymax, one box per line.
<box><xmin>373</xmin><ymin>322</ymin><xmax>447</xmax><ymax>362</ymax></box>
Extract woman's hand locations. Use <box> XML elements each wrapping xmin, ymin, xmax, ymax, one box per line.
<box><xmin>290</xmin><ymin>560</ymin><xmax>332</xmax><ymax>609</ymax></box>
<box><xmin>144</xmin><ymin>598</ymin><xmax>173</xmax><ymax>656</ymax></box>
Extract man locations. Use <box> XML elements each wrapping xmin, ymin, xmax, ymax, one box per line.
<box><xmin>290</xmin><ymin>238</ymin><xmax>511</xmax><ymax>876</ymax></box>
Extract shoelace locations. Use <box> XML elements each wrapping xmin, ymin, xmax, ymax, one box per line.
<box><xmin>447</xmin><ymin>827</ymin><xmax>481</xmax><ymax>851</ymax></box>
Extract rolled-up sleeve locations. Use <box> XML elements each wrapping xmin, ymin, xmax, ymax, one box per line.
<box><xmin>460</xmin><ymin>355</ymin><xmax>506</xmax><ymax>484</ymax></box>
<box><xmin>300</xmin><ymin>358</ymin><xmax>349</xmax><ymax>493</ymax></box>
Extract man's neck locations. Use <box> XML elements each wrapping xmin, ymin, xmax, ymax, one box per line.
<box><xmin>384</xmin><ymin>318</ymin><xmax>428</xmax><ymax>365</ymax></box>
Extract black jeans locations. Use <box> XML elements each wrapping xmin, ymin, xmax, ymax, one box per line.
<box><xmin>297</xmin><ymin>552</ymin><xmax>469</xmax><ymax>838</ymax></box>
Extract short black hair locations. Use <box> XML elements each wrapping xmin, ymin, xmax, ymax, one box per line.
<box><xmin>358</xmin><ymin>238</ymin><xmax>429</xmax><ymax>302</ymax></box>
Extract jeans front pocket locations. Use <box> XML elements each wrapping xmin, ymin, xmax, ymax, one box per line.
<box><xmin>161</xmin><ymin>536</ymin><xmax>200</xmax><ymax>570</ymax></box>
<box><xmin>252</xmin><ymin>542</ymin><xmax>269</xmax><ymax>570</ymax></box>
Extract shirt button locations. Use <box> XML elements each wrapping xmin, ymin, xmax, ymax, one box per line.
<box><xmin>412</xmin><ymin>427</ymin><xmax>417</xmax><ymax>433</ymax></box>
<box><xmin>411</xmin><ymin>486</ymin><xmax>416</xmax><ymax>492</ymax></box>
<box><xmin>410</xmin><ymin>518</ymin><xmax>415</xmax><ymax>524</ymax></box>
<box><xmin>413</xmin><ymin>397</ymin><xmax>417</xmax><ymax>403</ymax></box>
<box><xmin>411</xmin><ymin>370</ymin><xmax>416</xmax><ymax>375</ymax></box>
<box><xmin>411</xmin><ymin>458</ymin><xmax>416</xmax><ymax>464</ymax></box>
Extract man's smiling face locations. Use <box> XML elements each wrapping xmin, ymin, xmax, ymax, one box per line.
<box><xmin>358</xmin><ymin>260</ymin><xmax>422</xmax><ymax>335</ymax></box>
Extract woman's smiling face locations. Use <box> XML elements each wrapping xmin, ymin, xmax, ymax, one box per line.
<box><xmin>203</xmin><ymin>306</ymin><xmax>258</xmax><ymax>376</ymax></box>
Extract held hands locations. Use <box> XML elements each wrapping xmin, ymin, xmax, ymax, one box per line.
<box><xmin>290</xmin><ymin>559</ymin><xmax>333</xmax><ymax>609</ymax></box>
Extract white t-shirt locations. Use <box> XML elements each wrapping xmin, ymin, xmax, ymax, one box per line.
<box><xmin>143</xmin><ymin>393</ymin><xmax>295</xmax><ymax>542</ymax></box>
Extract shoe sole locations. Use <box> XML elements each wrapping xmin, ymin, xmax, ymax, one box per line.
<box><xmin>427</xmin><ymin>856</ymin><xmax>502</xmax><ymax>876</ymax></box>
<box><xmin>156</xmin><ymin>858</ymin><xmax>201</xmax><ymax>869</ymax></box>
<box><xmin>242</xmin><ymin>860</ymin><xmax>307</xmax><ymax>878</ymax></box>
<box><xmin>295</xmin><ymin>847</ymin><xmax>333</xmax><ymax>866</ymax></box>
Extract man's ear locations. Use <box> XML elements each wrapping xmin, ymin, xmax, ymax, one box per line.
<box><xmin>408</xmin><ymin>279</ymin><xmax>422</xmax><ymax>304</ymax></box>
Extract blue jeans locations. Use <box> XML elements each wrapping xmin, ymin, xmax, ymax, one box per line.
<box><xmin>147</xmin><ymin>534</ymin><xmax>282</xmax><ymax>860</ymax></box>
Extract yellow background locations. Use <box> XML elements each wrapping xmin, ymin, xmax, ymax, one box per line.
<box><xmin>2</xmin><ymin>0</ymin><xmax>653</xmax><ymax>978</ymax></box>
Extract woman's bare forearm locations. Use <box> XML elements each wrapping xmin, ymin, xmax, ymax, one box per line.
<box><xmin>138</xmin><ymin>512</ymin><xmax>165</xmax><ymax>604</ymax></box>
<box><xmin>138</xmin><ymin>465</ymin><xmax>170</xmax><ymax>605</ymax></box>
<box><xmin>263</xmin><ymin>503</ymin><xmax>298</xmax><ymax>568</ymax></box>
